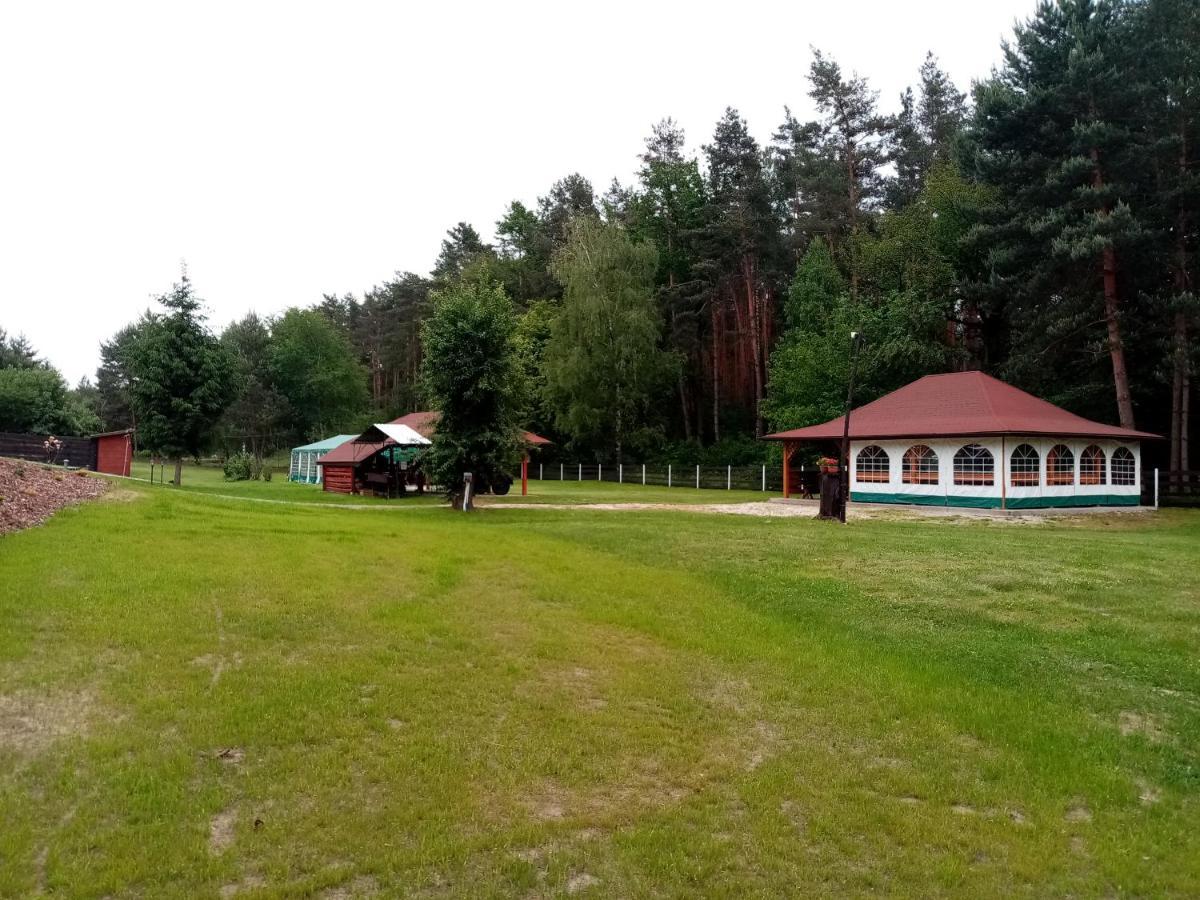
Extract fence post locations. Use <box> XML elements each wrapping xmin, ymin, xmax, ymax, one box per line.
<box><xmin>539</xmin><ymin>463</ymin><xmax>543</xmax><ymax>480</ymax></box>
<box><xmin>560</xmin><ymin>463</ymin><xmax>563</xmax><ymax>481</ymax></box>
<box><xmin>619</xmin><ymin>463</ymin><xmax>623</xmax><ymax>484</ymax></box>
<box><xmin>1155</xmin><ymin>468</ymin><xmax>1159</xmax><ymax>509</ymax></box>
<box><xmin>642</xmin><ymin>463</ymin><xmax>646</xmax><ymax>485</ymax></box>
<box><xmin>578</xmin><ymin>463</ymin><xmax>582</xmax><ymax>481</ymax></box>
<box><xmin>727</xmin><ymin>465</ymin><xmax>731</xmax><ymax>490</ymax></box>
<box><xmin>696</xmin><ymin>464</ymin><xmax>700</xmax><ymax>489</ymax></box>
<box><xmin>598</xmin><ymin>463</ymin><xmax>602</xmax><ymax>482</ymax></box>
<box><xmin>668</xmin><ymin>464</ymin><xmax>672</xmax><ymax>488</ymax></box>
<box><xmin>762</xmin><ymin>465</ymin><xmax>766</xmax><ymax>492</ymax></box>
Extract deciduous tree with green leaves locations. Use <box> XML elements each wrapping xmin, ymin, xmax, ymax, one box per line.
<box><xmin>546</xmin><ymin>218</ymin><xmax>675</xmax><ymax>460</ymax></box>
<box><xmin>270</xmin><ymin>308</ymin><xmax>368</xmax><ymax>441</ymax></box>
<box><xmin>420</xmin><ymin>277</ymin><xmax>525</xmax><ymax>508</ymax></box>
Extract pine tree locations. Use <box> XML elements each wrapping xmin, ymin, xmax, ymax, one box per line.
<box><xmin>701</xmin><ymin>108</ymin><xmax>782</xmax><ymax>437</ymax></box>
<box><xmin>805</xmin><ymin>49</ymin><xmax>892</xmax><ymax>301</ymax></box>
<box><xmin>627</xmin><ymin>119</ymin><xmax>708</xmax><ymax>442</ymax></box>
<box><xmin>1137</xmin><ymin>0</ymin><xmax>1200</xmax><ymax>470</ymax></box>
<box><xmin>971</xmin><ymin>0</ymin><xmax>1147</xmax><ymax>428</ymax></box>
<box><xmin>125</xmin><ymin>274</ymin><xmax>237</xmax><ymax>484</ymax></box>
<box><xmin>888</xmin><ymin>53</ymin><xmax>968</xmax><ymax>208</ymax></box>
<box><xmin>432</xmin><ymin>222</ymin><xmax>493</xmax><ymax>281</ymax></box>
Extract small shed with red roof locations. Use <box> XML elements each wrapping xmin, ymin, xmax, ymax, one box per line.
<box><xmin>316</xmin><ymin>423</ymin><xmax>431</xmax><ymax>495</ymax></box>
<box><xmin>389</xmin><ymin>411</ymin><xmax>551</xmax><ymax>496</ymax></box>
<box><xmin>764</xmin><ymin>372</ymin><xmax>1158</xmax><ymax>509</ymax></box>
<box><xmin>93</xmin><ymin>429</ymin><xmax>134</xmax><ymax>477</ymax></box>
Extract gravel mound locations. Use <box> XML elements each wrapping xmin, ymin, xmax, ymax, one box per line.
<box><xmin>0</xmin><ymin>459</ymin><xmax>109</xmax><ymax>536</ymax></box>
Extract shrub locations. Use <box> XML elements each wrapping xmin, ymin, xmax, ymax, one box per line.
<box><xmin>223</xmin><ymin>452</ymin><xmax>254</xmax><ymax>481</ymax></box>
<box><xmin>261</xmin><ymin>469</ymin><xmax>272</xmax><ymax>482</ymax></box>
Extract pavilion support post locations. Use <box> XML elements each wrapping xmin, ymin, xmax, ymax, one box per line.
<box><xmin>782</xmin><ymin>442</ymin><xmax>794</xmax><ymax>499</ymax></box>
<box><xmin>522</xmin><ymin>454</ymin><xmax>528</xmax><ymax>496</ymax></box>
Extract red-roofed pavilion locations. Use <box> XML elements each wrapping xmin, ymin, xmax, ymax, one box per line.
<box><xmin>765</xmin><ymin>372</ymin><xmax>1158</xmax><ymax>509</ymax></box>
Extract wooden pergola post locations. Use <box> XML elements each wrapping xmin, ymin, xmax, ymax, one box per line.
<box><xmin>782</xmin><ymin>441</ymin><xmax>795</xmax><ymax>499</ymax></box>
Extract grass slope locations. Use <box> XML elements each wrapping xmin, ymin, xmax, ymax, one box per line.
<box><xmin>1</xmin><ymin>480</ymin><xmax>1198</xmax><ymax>897</ymax></box>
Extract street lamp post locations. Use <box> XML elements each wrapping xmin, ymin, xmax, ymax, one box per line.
<box><xmin>838</xmin><ymin>331</ymin><xmax>864</xmax><ymax>523</ymax></box>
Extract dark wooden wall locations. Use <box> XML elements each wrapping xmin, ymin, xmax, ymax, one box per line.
<box><xmin>0</xmin><ymin>432</ymin><xmax>97</xmax><ymax>469</ymax></box>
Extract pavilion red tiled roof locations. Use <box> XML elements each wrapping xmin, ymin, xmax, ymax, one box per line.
<box><xmin>764</xmin><ymin>371</ymin><xmax>1159</xmax><ymax>442</ymax></box>
<box><xmin>389</xmin><ymin>411</ymin><xmax>551</xmax><ymax>447</ymax></box>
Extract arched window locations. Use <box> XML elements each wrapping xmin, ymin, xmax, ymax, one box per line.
<box><xmin>1111</xmin><ymin>447</ymin><xmax>1136</xmax><ymax>485</ymax></box>
<box><xmin>1080</xmin><ymin>445</ymin><xmax>1106</xmax><ymax>485</ymax></box>
<box><xmin>1010</xmin><ymin>443</ymin><xmax>1040</xmax><ymax>487</ymax></box>
<box><xmin>1047</xmin><ymin>444</ymin><xmax>1075</xmax><ymax>485</ymax></box>
<box><xmin>902</xmin><ymin>445</ymin><xmax>939</xmax><ymax>484</ymax></box>
<box><xmin>855</xmin><ymin>445</ymin><xmax>890</xmax><ymax>482</ymax></box>
<box><xmin>953</xmin><ymin>444</ymin><xmax>994</xmax><ymax>486</ymax></box>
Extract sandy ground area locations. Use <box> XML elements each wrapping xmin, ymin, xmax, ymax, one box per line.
<box><xmin>482</xmin><ymin>498</ymin><xmax>1154</xmax><ymax>523</ymax></box>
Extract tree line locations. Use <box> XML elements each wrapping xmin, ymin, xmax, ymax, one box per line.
<box><xmin>2</xmin><ymin>0</ymin><xmax>1195</xmax><ymax>474</ymax></box>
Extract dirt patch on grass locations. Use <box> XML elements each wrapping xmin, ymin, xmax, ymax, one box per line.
<box><xmin>320</xmin><ymin>875</ymin><xmax>379</xmax><ymax>898</ymax></box>
<box><xmin>1065</xmin><ymin>802</ymin><xmax>1093</xmax><ymax>823</ymax></box>
<box><xmin>220</xmin><ymin>875</ymin><xmax>265</xmax><ymax>898</ymax></box>
<box><xmin>209</xmin><ymin>808</ymin><xmax>237</xmax><ymax>854</ymax></box>
<box><xmin>1118</xmin><ymin>710</ymin><xmax>1165</xmax><ymax>742</ymax></box>
<box><xmin>565</xmin><ymin>872</ymin><xmax>601</xmax><ymax>894</ymax></box>
<box><xmin>0</xmin><ymin>689</ymin><xmax>98</xmax><ymax>755</ymax></box>
<box><xmin>0</xmin><ymin>460</ymin><xmax>109</xmax><ymax>535</ymax></box>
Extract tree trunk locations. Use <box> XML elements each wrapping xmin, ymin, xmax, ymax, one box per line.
<box><xmin>710</xmin><ymin>300</ymin><xmax>721</xmax><ymax>443</ymax></box>
<box><xmin>678</xmin><ymin>372</ymin><xmax>692</xmax><ymax>443</ymax></box>
<box><xmin>1170</xmin><ymin>117</ymin><xmax>1193</xmax><ymax>472</ymax></box>
<box><xmin>1101</xmin><ymin>244</ymin><xmax>1135</xmax><ymax>430</ymax></box>
<box><xmin>1091</xmin><ymin>146</ymin><xmax>1136</xmax><ymax>430</ymax></box>
<box><xmin>743</xmin><ymin>256</ymin><xmax>765</xmax><ymax>437</ymax></box>
<box><xmin>173</xmin><ymin>457</ymin><xmax>183</xmax><ymax>486</ymax></box>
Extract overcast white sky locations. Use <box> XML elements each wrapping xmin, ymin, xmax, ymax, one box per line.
<box><xmin>0</xmin><ymin>0</ymin><xmax>1038</xmax><ymax>385</ymax></box>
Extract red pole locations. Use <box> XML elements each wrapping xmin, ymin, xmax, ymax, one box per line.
<box><xmin>522</xmin><ymin>454</ymin><xmax>528</xmax><ymax>496</ymax></box>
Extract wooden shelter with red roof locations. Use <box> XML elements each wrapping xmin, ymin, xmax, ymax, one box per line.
<box><xmin>389</xmin><ymin>411</ymin><xmax>551</xmax><ymax>497</ymax></box>
<box><xmin>765</xmin><ymin>372</ymin><xmax>1158</xmax><ymax>509</ymax></box>
<box><xmin>317</xmin><ymin>412</ymin><xmax>551</xmax><ymax>497</ymax></box>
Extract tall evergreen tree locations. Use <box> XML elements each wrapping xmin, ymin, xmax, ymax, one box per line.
<box><xmin>971</xmin><ymin>0</ymin><xmax>1147</xmax><ymax>428</ymax></box>
<box><xmin>806</xmin><ymin>49</ymin><xmax>892</xmax><ymax>301</ymax></box>
<box><xmin>888</xmin><ymin>53</ymin><xmax>968</xmax><ymax>208</ymax></box>
<box><xmin>432</xmin><ymin>222</ymin><xmax>493</xmax><ymax>281</ymax></box>
<box><xmin>218</xmin><ymin>313</ymin><xmax>290</xmax><ymax>460</ymax></box>
<box><xmin>124</xmin><ymin>275</ymin><xmax>237</xmax><ymax>485</ymax></box>
<box><xmin>537</xmin><ymin>174</ymin><xmax>599</xmax><ymax>247</ymax></box>
<box><xmin>627</xmin><ymin>119</ymin><xmax>708</xmax><ymax>441</ymax></box>
<box><xmin>702</xmin><ymin>108</ymin><xmax>781</xmax><ymax>437</ymax></box>
<box><xmin>1137</xmin><ymin>0</ymin><xmax>1199</xmax><ymax>469</ymax></box>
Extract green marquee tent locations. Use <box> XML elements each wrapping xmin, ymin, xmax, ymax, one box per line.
<box><xmin>289</xmin><ymin>434</ymin><xmax>357</xmax><ymax>484</ymax></box>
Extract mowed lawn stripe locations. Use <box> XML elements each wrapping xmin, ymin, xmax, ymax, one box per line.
<box><xmin>1</xmin><ymin>483</ymin><xmax>1198</xmax><ymax>897</ymax></box>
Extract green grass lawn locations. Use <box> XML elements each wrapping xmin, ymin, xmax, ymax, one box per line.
<box><xmin>2</xmin><ymin>479</ymin><xmax>1199</xmax><ymax>897</ymax></box>
<box><xmin>487</xmin><ymin>477</ymin><xmax>780</xmax><ymax>505</ymax></box>
<box><xmin>126</xmin><ymin>462</ymin><xmax>779</xmax><ymax>507</ymax></box>
<box><xmin>125</xmin><ymin>461</ymin><xmax>442</xmax><ymax>506</ymax></box>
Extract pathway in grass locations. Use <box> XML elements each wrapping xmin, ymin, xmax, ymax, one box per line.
<box><xmin>1</xmin><ymin>483</ymin><xmax>1198</xmax><ymax>897</ymax></box>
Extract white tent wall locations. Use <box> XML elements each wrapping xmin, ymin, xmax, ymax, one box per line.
<box><xmin>289</xmin><ymin>449</ymin><xmax>326</xmax><ymax>485</ymax></box>
<box><xmin>849</xmin><ymin>438</ymin><xmax>1142</xmax><ymax>509</ymax></box>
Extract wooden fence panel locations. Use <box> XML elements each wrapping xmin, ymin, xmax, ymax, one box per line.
<box><xmin>0</xmin><ymin>432</ymin><xmax>97</xmax><ymax>469</ymax></box>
